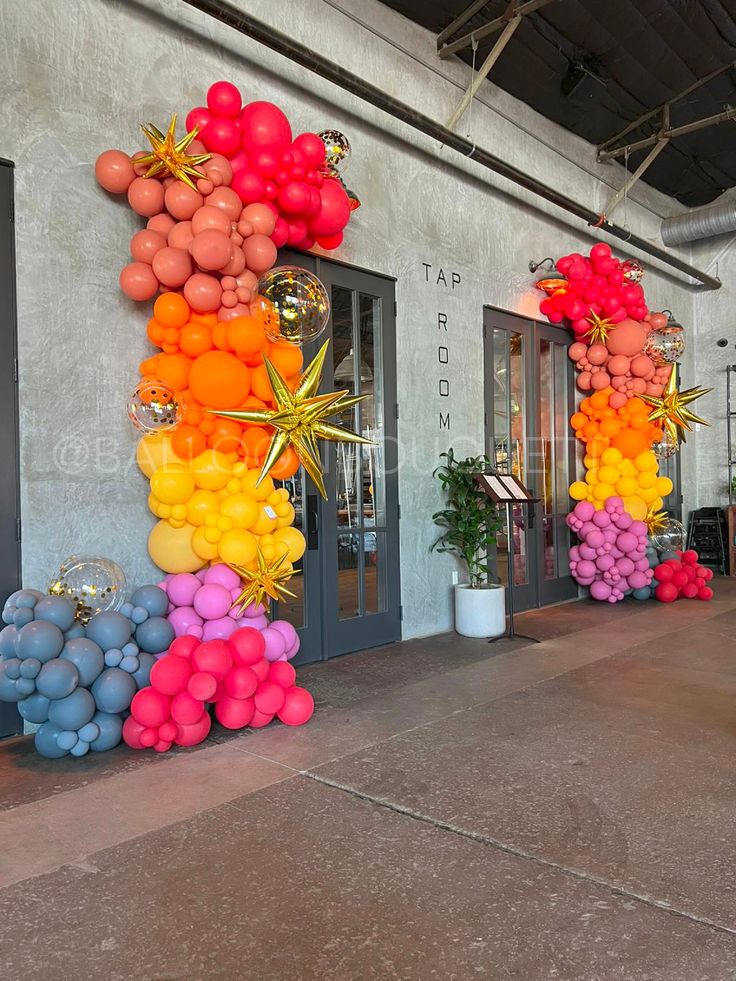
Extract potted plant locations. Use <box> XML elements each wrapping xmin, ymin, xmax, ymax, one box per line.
<box><xmin>432</xmin><ymin>448</ymin><xmax>506</xmax><ymax>638</ymax></box>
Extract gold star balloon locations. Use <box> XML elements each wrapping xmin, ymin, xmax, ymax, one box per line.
<box><xmin>213</xmin><ymin>340</ymin><xmax>372</xmax><ymax>499</ymax></box>
<box><xmin>645</xmin><ymin>505</ymin><xmax>669</xmax><ymax>537</ymax></box>
<box><xmin>640</xmin><ymin>370</ymin><xmax>711</xmax><ymax>446</ymax></box>
<box><xmin>136</xmin><ymin>114</ymin><xmax>211</xmax><ymax>191</ymax></box>
<box><xmin>584</xmin><ymin>312</ymin><xmax>614</xmax><ymax>347</ymax></box>
<box><xmin>230</xmin><ymin>550</ymin><xmax>299</xmax><ymax>614</ymax></box>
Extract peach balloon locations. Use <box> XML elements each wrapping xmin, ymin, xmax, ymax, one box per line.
<box><xmin>148</xmin><ymin>213</ymin><xmax>176</xmax><ymax>235</ymax></box>
<box><xmin>191</xmin><ymin>205</ymin><xmax>231</xmax><ymax>236</ymax></box>
<box><xmin>184</xmin><ymin>272</ymin><xmax>223</xmax><ymax>313</ymax></box>
<box><xmin>607</xmin><ymin>354</ymin><xmax>630</xmax><ymax>376</ymax></box>
<box><xmin>120</xmin><ymin>261</ymin><xmax>159</xmax><ymax>301</ymax></box>
<box><xmin>609</xmin><ymin>391</ymin><xmax>628</xmax><ymax>409</ymax></box>
<box><xmin>206</xmin><ymin>186</ymin><xmax>242</xmax><ymax>220</ymax></box>
<box><xmin>220</xmin><ymin>245</ymin><xmax>246</xmax><ymax>277</ymax></box>
<box><xmin>152</xmin><ymin>246</ymin><xmax>193</xmax><ymax>288</ymax></box>
<box><xmin>591</xmin><ymin>371</ymin><xmax>611</xmax><ymax>390</ymax></box>
<box><xmin>190</xmin><ymin>229</ymin><xmax>232</xmax><ymax>270</ymax></box>
<box><xmin>165</xmin><ymin>182</ymin><xmax>204</xmax><ymax>221</ymax></box>
<box><xmin>237</xmin><ymin>270</ymin><xmax>258</xmax><ymax>293</ymax></box>
<box><xmin>196</xmin><ymin>178</ymin><xmax>214</xmax><ymax>196</ymax></box>
<box><xmin>128</xmin><ymin>177</ymin><xmax>165</xmax><ymax>217</ymax></box>
<box><xmin>649</xmin><ymin>312</ymin><xmax>668</xmax><ymax>330</ymax></box>
<box><xmin>587</xmin><ymin>344</ymin><xmax>608</xmax><ymax>366</ymax></box>
<box><xmin>243</xmin><ymin>234</ymin><xmax>277</xmax><ymax>274</ymax></box>
<box><xmin>241</xmin><ymin>203</ymin><xmax>277</xmax><ymax>236</ymax></box>
<box><xmin>203</xmin><ymin>153</ymin><xmax>233</xmax><ymax>186</ymax></box>
<box><xmin>606</xmin><ymin>319</ymin><xmax>647</xmax><ymax>357</ymax></box>
<box><xmin>168</xmin><ymin>220</ymin><xmax>195</xmax><ymax>251</ymax></box>
<box><xmin>631</xmin><ymin>354</ymin><xmax>655</xmax><ymax>379</ymax></box>
<box><xmin>95</xmin><ymin>149</ymin><xmax>136</xmax><ymax>194</ymax></box>
<box><xmin>569</xmin><ymin>342</ymin><xmax>587</xmax><ymax>361</ymax></box>
<box><xmin>130</xmin><ymin>229</ymin><xmax>166</xmax><ymax>264</ymax></box>
<box><xmin>132</xmin><ymin>150</ymin><xmax>151</xmax><ymax>177</ymax></box>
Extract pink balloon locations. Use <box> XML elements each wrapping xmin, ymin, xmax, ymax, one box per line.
<box><xmin>206</xmin><ymin>186</ymin><xmax>243</xmax><ymax>220</ymax></box>
<box><xmin>119</xmin><ymin>261</ymin><xmax>158</xmax><ymax>301</ymax></box>
<box><xmin>261</xmin><ymin>626</ymin><xmax>287</xmax><ymax>662</ymax></box>
<box><xmin>152</xmin><ymin>246</ymin><xmax>192</xmax><ymax>288</ymax></box>
<box><xmin>130</xmin><ymin>229</ymin><xmax>166</xmax><ymax>264</ymax></box>
<box><xmin>193</xmin><ymin>583</ymin><xmax>232</xmax><ymax>620</ymax></box>
<box><xmin>167</xmin><ymin>220</ymin><xmax>194</xmax><ymax>251</ymax></box>
<box><xmin>122</xmin><ymin>715</ymin><xmax>147</xmax><ymax>749</ymax></box>
<box><xmin>207</xmin><ymin>81</ymin><xmax>242</xmax><ymax>118</ymax></box>
<box><xmin>269</xmin><ymin>620</ymin><xmax>298</xmax><ymax>652</ymax></box>
<box><xmin>254</xmin><ymin>680</ymin><xmax>286</xmax><ymax>715</ymax></box>
<box><xmin>95</xmin><ymin>149</ymin><xmax>136</xmax><ymax>194</ymax></box>
<box><xmin>164</xmin><ymin>182</ymin><xmax>203</xmax><ymax>221</ymax></box>
<box><xmin>268</xmin><ymin>660</ymin><xmax>296</xmax><ymax>688</ymax></box>
<box><xmin>168</xmin><ymin>573</ymin><xmax>201</xmax><ymax>607</ymax></box>
<box><xmin>184</xmin><ymin>272</ymin><xmax>223</xmax><ymax>313</ymax></box>
<box><xmin>171</xmin><ymin>690</ymin><xmax>205</xmax><ymax>725</ymax></box>
<box><xmin>277</xmin><ymin>686</ymin><xmax>314</xmax><ymax>726</ymax></box>
<box><xmin>127</xmin><ymin>177</ymin><xmax>165</xmax><ymax>217</ymax></box>
<box><xmin>201</xmin><ymin>617</ymin><xmax>238</xmax><ymax>641</ymax></box>
<box><xmin>215</xmin><ymin>695</ymin><xmax>255</xmax><ymax>729</ymax></box>
<box><xmin>191</xmin><ymin>205</ymin><xmax>232</xmax><ymax>236</ymax></box>
<box><xmin>239</xmin><ymin>101</ymin><xmax>292</xmax><ymax>155</ymax></box>
<box><xmin>189</xmin><ymin>228</ymin><xmax>232</xmax><ymax>271</ymax></box>
<box><xmin>243</xmin><ymin>233</ymin><xmax>277</xmax><ymax>273</ymax></box>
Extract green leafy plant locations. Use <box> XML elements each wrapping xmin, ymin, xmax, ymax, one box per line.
<box><xmin>431</xmin><ymin>448</ymin><xmax>504</xmax><ymax>588</ymax></box>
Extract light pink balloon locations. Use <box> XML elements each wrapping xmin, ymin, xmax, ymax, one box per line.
<box><xmin>127</xmin><ymin>177</ymin><xmax>165</xmax><ymax>217</ymax></box>
<box><xmin>191</xmin><ymin>205</ymin><xmax>232</xmax><ymax>236</ymax></box>
<box><xmin>95</xmin><ymin>149</ymin><xmax>136</xmax><ymax>194</ymax></box>
<box><xmin>241</xmin><ymin>203</ymin><xmax>277</xmax><ymax>236</ymax></box>
<box><xmin>120</xmin><ymin>262</ymin><xmax>159</xmax><ymax>301</ymax></box>
<box><xmin>152</xmin><ymin>246</ymin><xmax>193</xmax><ymax>287</ymax></box>
<box><xmin>190</xmin><ymin>228</ymin><xmax>232</xmax><ymax>270</ymax></box>
<box><xmin>243</xmin><ymin>234</ymin><xmax>277</xmax><ymax>274</ymax></box>
<box><xmin>184</xmin><ymin>272</ymin><xmax>223</xmax><ymax>313</ymax></box>
<box><xmin>206</xmin><ymin>186</ymin><xmax>242</xmax><ymax>220</ymax></box>
<box><xmin>220</xmin><ymin>244</ymin><xmax>246</xmax><ymax>277</ymax></box>
<box><xmin>130</xmin><ymin>229</ymin><xmax>166</xmax><ymax>264</ymax></box>
<box><xmin>147</xmin><ymin>213</ymin><xmax>176</xmax><ymax>235</ymax></box>
<box><xmin>164</xmin><ymin>183</ymin><xmax>204</xmax><ymax>221</ymax></box>
<box><xmin>168</xmin><ymin>220</ymin><xmax>194</xmax><ymax>251</ymax></box>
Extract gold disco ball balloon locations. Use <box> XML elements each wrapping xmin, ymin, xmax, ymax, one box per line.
<box><xmin>128</xmin><ymin>380</ymin><xmax>182</xmax><ymax>434</ymax></box>
<box><xmin>253</xmin><ymin>266</ymin><xmax>330</xmax><ymax>345</ymax></box>
<box><xmin>49</xmin><ymin>555</ymin><xmax>127</xmax><ymax>623</ymax></box>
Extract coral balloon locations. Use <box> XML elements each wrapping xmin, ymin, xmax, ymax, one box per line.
<box><xmin>95</xmin><ymin>149</ymin><xmax>136</xmax><ymax>194</ymax></box>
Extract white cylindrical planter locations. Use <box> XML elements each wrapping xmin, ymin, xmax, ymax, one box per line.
<box><xmin>454</xmin><ymin>583</ymin><xmax>506</xmax><ymax>639</ymax></box>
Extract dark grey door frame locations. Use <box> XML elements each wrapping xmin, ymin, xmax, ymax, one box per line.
<box><xmin>0</xmin><ymin>159</ymin><xmax>22</xmax><ymax>737</ymax></box>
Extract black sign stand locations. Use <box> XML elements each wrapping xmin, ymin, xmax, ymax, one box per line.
<box><xmin>473</xmin><ymin>472</ymin><xmax>541</xmax><ymax>645</ymax></box>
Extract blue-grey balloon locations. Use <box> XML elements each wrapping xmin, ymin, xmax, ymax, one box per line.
<box><xmin>36</xmin><ymin>658</ymin><xmax>79</xmax><ymax>700</ymax></box>
<box><xmin>60</xmin><ymin>638</ymin><xmax>104</xmax><ymax>687</ymax></box>
<box><xmin>17</xmin><ymin>692</ymin><xmax>51</xmax><ymax>724</ymax></box>
<box><xmin>15</xmin><ymin>677</ymin><xmax>35</xmax><ymax>698</ymax></box>
<box><xmin>19</xmin><ymin>657</ymin><xmax>41</xmax><ymax>679</ymax></box>
<box><xmin>57</xmin><ymin>730</ymin><xmax>78</xmax><ymax>751</ymax></box>
<box><xmin>120</xmin><ymin>602</ymin><xmax>134</xmax><ymax>619</ymax></box>
<box><xmin>86</xmin><ymin>611</ymin><xmax>131</xmax><ymax>652</ymax></box>
<box><xmin>3</xmin><ymin>658</ymin><xmax>21</xmax><ymax>680</ymax></box>
<box><xmin>64</xmin><ymin>624</ymin><xmax>86</xmax><ymax>640</ymax></box>
<box><xmin>78</xmin><ymin>721</ymin><xmax>100</xmax><ymax>743</ymax></box>
<box><xmin>16</xmin><ymin>590</ymin><xmax>42</xmax><ymax>609</ymax></box>
<box><xmin>131</xmin><ymin>606</ymin><xmax>148</xmax><ymax>625</ymax></box>
<box><xmin>633</xmin><ymin>586</ymin><xmax>652</xmax><ymax>601</ymax></box>
<box><xmin>34</xmin><ymin>722</ymin><xmax>68</xmax><ymax>759</ymax></box>
<box><xmin>17</xmin><ymin>620</ymin><xmax>65</xmax><ymax>662</ymax></box>
<box><xmin>91</xmin><ymin>667</ymin><xmax>136</xmax><ymax>714</ymax></box>
<box><xmin>135</xmin><ymin>616</ymin><xmax>174</xmax><ymax>654</ymax></box>
<box><xmin>48</xmin><ymin>687</ymin><xmax>96</xmax><ymax>730</ymax></box>
<box><xmin>104</xmin><ymin>649</ymin><xmax>123</xmax><ymax>668</ymax></box>
<box><xmin>119</xmin><ymin>655</ymin><xmax>139</xmax><ymax>674</ymax></box>
<box><xmin>13</xmin><ymin>608</ymin><xmax>34</xmax><ymax>628</ymax></box>
<box><xmin>70</xmin><ymin>739</ymin><xmax>90</xmax><ymax>757</ymax></box>
<box><xmin>33</xmin><ymin>596</ymin><xmax>76</xmax><ymax>632</ymax></box>
<box><xmin>89</xmin><ymin>711</ymin><xmax>123</xmax><ymax>752</ymax></box>
<box><xmin>0</xmin><ymin>625</ymin><xmax>17</xmax><ymax>657</ymax></box>
<box><xmin>131</xmin><ymin>585</ymin><xmax>169</xmax><ymax>618</ymax></box>
<box><xmin>660</xmin><ymin>549</ymin><xmax>679</xmax><ymax>562</ymax></box>
<box><xmin>0</xmin><ymin>665</ymin><xmax>20</xmax><ymax>701</ymax></box>
<box><xmin>132</xmin><ymin>652</ymin><xmax>156</xmax><ymax>690</ymax></box>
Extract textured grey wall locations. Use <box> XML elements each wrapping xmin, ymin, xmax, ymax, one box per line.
<box><xmin>1</xmin><ymin>0</ymin><xmax>706</xmax><ymax>638</ymax></box>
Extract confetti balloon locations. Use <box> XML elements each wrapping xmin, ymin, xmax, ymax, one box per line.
<box><xmin>649</xmin><ymin>518</ymin><xmax>686</xmax><ymax>552</ymax></box>
<box><xmin>49</xmin><ymin>556</ymin><xmax>127</xmax><ymax>623</ymax></box>
<box><xmin>644</xmin><ymin>325</ymin><xmax>685</xmax><ymax>366</ymax></box>
<box><xmin>622</xmin><ymin>259</ymin><xmax>644</xmax><ymax>284</ymax></box>
<box><xmin>652</xmin><ymin>430</ymin><xmax>678</xmax><ymax>459</ymax></box>
<box><xmin>127</xmin><ymin>379</ymin><xmax>183</xmax><ymax>434</ymax></box>
<box><xmin>253</xmin><ymin>266</ymin><xmax>330</xmax><ymax>344</ymax></box>
<box><xmin>318</xmin><ymin>129</ymin><xmax>351</xmax><ymax>176</ymax></box>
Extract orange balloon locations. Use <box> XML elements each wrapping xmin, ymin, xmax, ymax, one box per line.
<box><xmin>267</xmin><ymin>445</ymin><xmax>300</xmax><ymax>480</ymax></box>
<box><xmin>154</xmin><ymin>291</ymin><xmax>190</xmax><ymax>329</ymax></box>
<box><xmin>140</xmin><ymin>352</ymin><xmax>192</xmax><ymax>392</ymax></box>
<box><xmin>180</xmin><ymin>321</ymin><xmax>213</xmax><ymax>359</ymax></box>
<box><xmin>242</xmin><ymin>425</ymin><xmax>271</xmax><ymax>463</ymax></box>
<box><xmin>171</xmin><ymin>424</ymin><xmax>207</xmax><ymax>460</ymax></box>
<box><xmin>147</xmin><ymin>318</ymin><xmax>165</xmax><ymax>345</ymax></box>
<box><xmin>599</xmin><ymin>418</ymin><xmax>620</xmax><ymax>439</ymax></box>
<box><xmin>582</xmin><ymin>422</ymin><xmax>598</xmax><ymax>439</ymax></box>
<box><xmin>268</xmin><ymin>341</ymin><xmax>303</xmax><ymax>378</ymax></box>
<box><xmin>226</xmin><ymin>316</ymin><xmax>267</xmax><ymax>357</ymax></box>
<box><xmin>188</xmin><ymin>351</ymin><xmax>250</xmax><ymax>409</ymax></box>
<box><xmin>589</xmin><ymin>389</ymin><xmax>611</xmax><ymax>410</ymax></box>
<box><xmin>250</xmin><ymin>363</ymin><xmax>274</xmax><ymax>402</ymax></box>
<box><xmin>570</xmin><ymin>412</ymin><xmax>587</xmax><ymax>431</ymax></box>
<box><xmin>212</xmin><ymin>322</ymin><xmax>231</xmax><ymax>351</ymax></box>
<box><xmin>191</xmin><ymin>312</ymin><xmax>218</xmax><ymax>327</ymax></box>
<box><xmin>207</xmin><ymin>417</ymin><xmax>243</xmax><ymax>454</ymax></box>
<box><xmin>611</xmin><ymin>427</ymin><xmax>649</xmax><ymax>458</ymax></box>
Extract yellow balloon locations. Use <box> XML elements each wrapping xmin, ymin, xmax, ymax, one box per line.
<box><xmin>598</xmin><ymin>465</ymin><xmax>620</xmax><ymax>485</ymax></box>
<box><xmin>220</xmin><ymin>492</ymin><xmax>259</xmax><ymax>529</ymax></box>
<box><xmin>623</xmin><ymin>496</ymin><xmax>647</xmax><ymax>521</ymax></box>
<box><xmin>240</xmin><ymin>468</ymin><xmax>275</xmax><ymax>501</ymax></box>
<box><xmin>615</xmin><ymin>476</ymin><xmax>638</xmax><ymax>497</ymax></box>
<box><xmin>218</xmin><ymin>528</ymin><xmax>258</xmax><ymax>566</ymax></box>
<box><xmin>601</xmin><ymin>447</ymin><xmax>623</xmax><ymax>467</ymax></box>
<box><xmin>151</xmin><ymin>465</ymin><xmax>195</xmax><ymax>506</ymax></box>
<box><xmin>593</xmin><ymin>483</ymin><xmax>614</xmax><ymax>502</ymax></box>
<box><xmin>638</xmin><ymin>471</ymin><xmax>656</xmax><ymax>489</ymax></box>
<box><xmin>634</xmin><ymin>450</ymin><xmax>657</xmax><ymax>473</ymax></box>
<box><xmin>656</xmin><ymin>476</ymin><xmax>673</xmax><ymax>496</ymax></box>
<box><xmin>190</xmin><ymin>526</ymin><xmax>220</xmax><ymax>561</ymax></box>
<box><xmin>191</xmin><ymin>449</ymin><xmax>232</xmax><ymax>491</ymax></box>
<box><xmin>569</xmin><ymin>482</ymin><xmax>588</xmax><ymax>501</ymax></box>
<box><xmin>136</xmin><ymin>432</ymin><xmax>179</xmax><ymax>478</ymax></box>
<box><xmin>273</xmin><ymin>526</ymin><xmax>306</xmax><ymax>563</ymax></box>
<box><xmin>148</xmin><ymin>520</ymin><xmax>203</xmax><ymax>574</ymax></box>
<box><xmin>186</xmin><ymin>489</ymin><xmax>220</xmax><ymax>527</ymax></box>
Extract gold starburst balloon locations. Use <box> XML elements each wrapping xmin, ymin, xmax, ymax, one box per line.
<box><xmin>230</xmin><ymin>550</ymin><xmax>299</xmax><ymax>614</ymax></box>
<box><xmin>640</xmin><ymin>370</ymin><xmax>711</xmax><ymax>445</ymax></box>
<box><xmin>584</xmin><ymin>312</ymin><xmax>615</xmax><ymax>346</ymax></box>
<box><xmin>645</xmin><ymin>505</ymin><xmax>669</xmax><ymax>537</ymax></box>
<box><xmin>213</xmin><ymin>340</ymin><xmax>372</xmax><ymax>499</ymax></box>
<box><xmin>136</xmin><ymin>114</ymin><xmax>211</xmax><ymax>191</ymax></box>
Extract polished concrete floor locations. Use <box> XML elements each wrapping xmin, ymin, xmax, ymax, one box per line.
<box><xmin>1</xmin><ymin>581</ymin><xmax>735</xmax><ymax>980</ymax></box>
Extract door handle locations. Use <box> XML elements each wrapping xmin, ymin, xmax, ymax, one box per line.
<box><xmin>306</xmin><ymin>494</ymin><xmax>319</xmax><ymax>550</ymax></box>
<box><xmin>527</xmin><ymin>502</ymin><xmax>536</xmax><ymax>530</ymax></box>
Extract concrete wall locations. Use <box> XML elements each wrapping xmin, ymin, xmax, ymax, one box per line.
<box><xmin>1</xmin><ymin>0</ymin><xmax>710</xmax><ymax>638</ymax></box>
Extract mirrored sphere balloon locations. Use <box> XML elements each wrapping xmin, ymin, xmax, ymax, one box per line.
<box><xmin>644</xmin><ymin>326</ymin><xmax>684</xmax><ymax>365</ymax></box>
<box><xmin>649</xmin><ymin>518</ymin><xmax>686</xmax><ymax>552</ymax></box>
<box><xmin>318</xmin><ymin>129</ymin><xmax>351</xmax><ymax>176</ymax></box>
<box><xmin>254</xmin><ymin>266</ymin><xmax>330</xmax><ymax>344</ymax></box>
<box><xmin>127</xmin><ymin>379</ymin><xmax>183</xmax><ymax>434</ymax></box>
<box><xmin>653</xmin><ymin>429</ymin><xmax>678</xmax><ymax>459</ymax></box>
<box><xmin>49</xmin><ymin>555</ymin><xmax>127</xmax><ymax>623</ymax></box>
<box><xmin>622</xmin><ymin>259</ymin><xmax>644</xmax><ymax>284</ymax></box>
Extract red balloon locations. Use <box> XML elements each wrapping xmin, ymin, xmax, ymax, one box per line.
<box><xmin>229</xmin><ymin>627</ymin><xmax>266</xmax><ymax>665</ymax></box>
<box><xmin>671</xmin><ymin>570</ymin><xmax>688</xmax><ymax>589</ymax></box>
<box><xmin>207</xmin><ymin>81</ymin><xmax>242</xmax><ymax>118</ymax></box>
<box><xmin>251</xmin><ymin>658</ymin><xmax>269</xmax><ymax>683</ymax></box>
<box><xmin>131</xmin><ymin>688</ymin><xmax>172</xmax><ymax>728</ymax></box>
<box><xmin>277</xmin><ymin>686</ymin><xmax>314</xmax><ymax>726</ymax></box>
<box><xmin>278</xmin><ymin>182</ymin><xmax>312</xmax><ymax>215</ymax></box>
<box><xmin>309</xmin><ymin>179</ymin><xmax>350</xmax><ymax>238</ymax></box>
<box><xmin>215</xmin><ymin>695</ymin><xmax>255</xmax><ymax>729</ymax></box>
<box><xmin>201</xmin><ymin>117</ymin><xmax>242</xmax><ymax>157</ymax></box>
<box><xmin>698</xmin><ymin>586</ymin><xmax>714</xmax><ymax>601</ymax></box>
<box><xmin>192</xmin><ymin>639</ymin><xmax>232</xmax><ymax>679</ymax></box>
<box><xmin>655</xmin><ymin>582</ymin><xmax>678</xmax><ymax>603</ymax></box>
<box><xmin>232</xmin><ymin>169</ymin><xmax>267</xmax><ymax>205</ymax></box>
<box><xmin>292</xmin><ymin>133</ymin><xmax>326</xmax><ymax>168</ymax></box>
<box><xmin>590</xmin><ymin>243</ymin><xmax>612</xmax><ymax>261</ymax></box>
<box><xmin>271</xmin><ymin>217</ymin><xmax>289</xmax><ymax>248</ymax></box>
<box><xmin>682</xmin><ymin>549</ymin><xmax>698</xmax><ymax>565</ymax></box>
<box><xmin>188</xmin><ymin>670</ymin><xmax>218</xmax><ymax>701</ymax></box>
<box><xmin>150</xmin><ymin>654</ymin><xmax>192</xmax><ymax>695</ymax></box>
<box><xmin>268</xmin><ymin>661</ymin><xmax>296</xmax><ymax>688</ymax></box>
<box><xmin>239</xmin><ymin>102</ymin><xmax>292</xmax><ymax>155</ymax></box>
<box><xmin>171</xmin><ymin>690</ymin><xmax>205</xmax><ymax>725</ymax></box>
<box><xmin>140</xmin><ymin>727</ymin><xmax>158</xmax><ymax>748</ymax></box>
<box><xmin>317</xmin><ymin>232</ymin><xmax>343</xmax><ymax>251</ymax></box>
<box><xmin>681</xmin><ymin>583</ymin><xmax>698</xmax><ymax>599</ymax></box>
<box><xmin>254</xmin><ymin>680</ymin><xmax>286</xmax><ymax>715</ymax></box>
<box><xmin>175</xmin><ymin>712</ymin><xmax>212</xmax><ymax>746</ymax></box>
<box><xmin>223</xmin><ymin>664</ymin><xmax>258</xmax><ymax>699</ymax></box>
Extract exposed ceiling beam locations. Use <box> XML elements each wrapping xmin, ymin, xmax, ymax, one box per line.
<box><xmin>598</xmin><ymin>105</ymin><xmax>736</xmax><ymax>162</ymax></box>
<box><xmin>600</xmin><ymin>138</ymin><xmax>669</xmax><ymax>219</ymax></box>
<box><xmin>436</xmin><ymin>0</ymin><xmax>490</xmax><ymax>49</ymax></box>
<box><xmin>438</xmin><ymin>0</ymin><xmax>557</xmax><ymax>59</ymax></box>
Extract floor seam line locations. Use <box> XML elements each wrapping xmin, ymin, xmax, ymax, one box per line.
<box><xmin>304</xmin><ymin>771</ymin><xmax>736</xmax><ymax>939</ymax></box>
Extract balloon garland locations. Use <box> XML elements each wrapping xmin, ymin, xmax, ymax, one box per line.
<box><xmin>537</xmin><ymin>243</ymin><xmax>714</xmax><ymax>604</ymax></box>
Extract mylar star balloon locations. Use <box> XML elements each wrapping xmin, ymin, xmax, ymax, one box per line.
<box><xmin>230</xmin><ymin>549</ymin><xmax>298</xmax><ymax>613</ymax></box>
<box><xmin>136</xmin><ymin>114</ymin><xmax>211</xmax><ymax>191</ymax></box>
<box><xmin>640</xmin><ymin>370</ymin><xmax>711</xmax><ymax>445</ymax></box>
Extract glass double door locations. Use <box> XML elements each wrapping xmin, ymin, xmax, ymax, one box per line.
<box><xmin>273</xmin><ymin>256</ymin><xmax>401</xmax><ymax>664</ymax></box>
<box><xmin>483</xmin><ymin>308</ymin><xmax>577</xmax><ymax>610</ymax></box>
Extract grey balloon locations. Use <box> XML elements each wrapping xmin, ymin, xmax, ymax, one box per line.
<box><xmin>3</xmin><ymin>658</ymin><xmax>21</xmax><ymax>680</ymax></box>
<box><xmin>91</xmin><ymin>667</ymin><xmax>136</xmax><ymax>714</ymax></box>
<box><xmin>0</xmin><ymin>664</ymin><xmax>20</xmax><ymax>702</ymax></box>
<box><xmin>0</xmin><ymin>625</ymin><xmax>17</xmax><ymax>657</ymax></box>
<box><xmin>60</xmin><ymin>638</ymin><xmax>105</xmax><ymax>687</ymax></box>
<box><xmin>36</xmin><ymin>658</ymin><xmax>79</xmax><ymax>700</ymax></box>
<box><xmin>135</xmin><ymin>616</ymin><xmax>174</xmax><ymax>654</ymax></box>
<box><xmin>17</xmin><ymin>692</ymin><xmax>51</xmax><ymax>724</ymax></box>
<box><xmin>34</xmin><ymin>722</ymin><xmax>69</xmax><ymax>759</ymax></box>
<box><xmin>16</xmin><ymin>620</ymin><xmax>65</xmax><ymax>662</ymax></box>
<box><xmin>89</xmin><ymin>711</ymin><xmax>124</xmax><ymax>752</ymax></box>
<box><xmin>86</xmin><ymin>612</ymin><xmax>132</xmax><ymax>653</ymax></box>
<box><xmin>33</xmin><ymin>596</ymin><xmax>76</xmax><ymax>632</ymax></box>
<box><xmin>132</xmin><ymin>652</ymin><xmax>156</xmax><ymax>690</ymax></box>
<box><xmin>64</xmin><ymin>624</ymin><xmax>86</xmax><ymax>641</ymax></box>
<box><xmin>130</xmin><ymin>585</ymin><xmax>169</xmax><ymax>618</ymax></box>
<box><xmin>48</xmin><ymin>687</ymin><xmax>96</xmax><ymax>730</ymax></box>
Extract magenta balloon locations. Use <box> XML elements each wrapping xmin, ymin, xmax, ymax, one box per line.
<box><xmin>243</xmin><ymin>234</ymin><xmax>277</xmax><ymax>274</ymax></box>
<box><xmin>590</xmin><ymin>580</ymin><xmax>612</xmax><ymax>601</ymax></box>
<box><xmin>127</xmin><ymin>177</ymin><xmax>165</xmax><ymax>217</ymax></box>
<box><xmin>168</xmin><ymin>606</ymin><xmax>204</xmax><ymax>638</ymax></box>
<box><xmin>309</xmin><ymin>178</ymin><xmax>351</xmax><ymax>237</ymax></box>
<box><xmin>95</xmin><ymin>149</ymin><xmax>136</xmax><ymax>194</ymax></box>
<box><xmin>193</xmin><ymin>583</ymin><xmax>231</xmax><ymax>620</ymax></box>
<box><xmin>152</xmin><ymin>246</ymin><xmax>192</xmax><ymax>288</ymax></box>
<box><xmin>231</xmin><ymin>169</ymin><xmax>266</xmax><ymax>205</ymax></box>
<box><xmin>164</xmin><ymin>182</ymin><xmax>203</xmax><ymax>221</ymax></box>
<box><xmin>184</xmin><ymin>272</ymin><xmax>223</xmax><ymax>313</ymax></box>
<box><xmin>202</xmin><ymin>616</ymin><xmax>238</xmax><ymax>641</ymax></box>
<box><xmin>191</xmin><ymin>205</ymin><xmax>232</xmax><ymax>236</ymax></box>
<box><xmin>130</xmin><ymin>229</ymin><xmax>166</xmax><ymax>264</ymax></box>
<box><xmin>119</xmin><ymin>261</ymin><xmax>159</xmax><ymax>301</ymax></box>
<box><xmin>239</xmin><ymin>101</ymin><xmax>292</xmax><ymax>155</ymax></box>
<box><xmin>576</xmin><ymin>560</ymin><xmax>597</xmax><ymax>580</ymax></box>
<box><xmin>189</xmin><ymin>228</ymin><xmax>232</xmax><ymax>271</ymax></box>
<box><xmin>261</xmin><ymin>627</ymin><xmax>287</xmax><ymax>662</ymax></box>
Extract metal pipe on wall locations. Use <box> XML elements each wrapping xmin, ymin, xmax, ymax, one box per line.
<box><xmin>179</xmin><ymin>0</ymin><xmax>721</xmax><ymax>291</ymax></box>
<box><xmin>662</xmin><ymin>199</ymin><xmax>736</xmax><ymax>246</ymax></box>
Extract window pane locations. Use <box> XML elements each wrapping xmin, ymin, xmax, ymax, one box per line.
<box><xmin>337</xmin><ymin>531</ymin><xmax>360</xmax><ymax>620</ymax></box>
<box><xmin>364</xmin><ymin>530</ymin><xmax>387</xmax><ymax>614</ymax></box>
